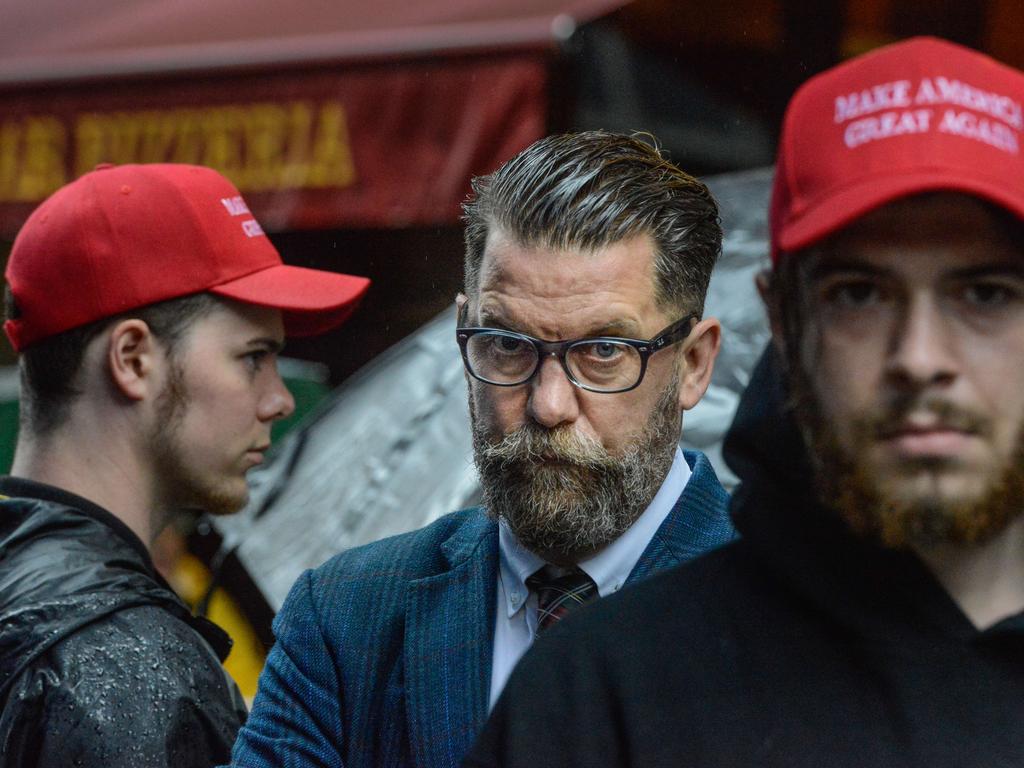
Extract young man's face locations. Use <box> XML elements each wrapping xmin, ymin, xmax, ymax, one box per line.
<box><xmin>796</xmin><ymin>193</ymin><xmax>1024</xmax><ymax>546</ymax></box>
<box><xmin>464</xmin><ymin>228</ymin><xmax>716</xmax><ymax>562</ymax></box>
<box><xmin>149</xmin><ymin>300</ymin><xmax>295</xmax><ymax>515</ymax></box>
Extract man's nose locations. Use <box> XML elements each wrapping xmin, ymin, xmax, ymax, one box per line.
<box><xmin>885</xmin><ymin>297</ymin><xmax>958</xmax><ymax>390</ymax></box>
<box><xmin>526</xmin><ymin>355</ymin><xmax>580</xmax><ymax>429</ymax></box>
<box><xmin>259</xmin><ymin>367</ymin><xmax>297</xmax><ymax>422</ymax></box>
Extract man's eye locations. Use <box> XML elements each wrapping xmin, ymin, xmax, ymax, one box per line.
<box><xmin>580</xmin><ymin>341</ymin><xmax>624</xmax><ymax>361</ymax></box>
<box><xmin>244</xmin><ymin>350</ymin><xmax>269</xmax><ymax>370</ymax></box>
<box><xmin>824</xmin><ymin>280</ymin><xmax>881</xmax><ymax>307</ymax></box>
<box><xmin>963</xmin><ymin>282</ymin><xmax>1017</xmax><ymax>307</ymax></box>
<box><xmin>493</xmin><ymin>335</ymin><xmax>528</xmax><ymax>354</ymax></box>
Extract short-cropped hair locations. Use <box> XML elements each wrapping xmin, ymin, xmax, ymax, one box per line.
<box><xmin>462</xmin><ymin>131</ymin><xmax>722</xmax><ymax>316</ymax></box>
<box><xmin>7</xmin><ymin>290</ymin><xmax>220</xmax><ymax>436</ymax></box>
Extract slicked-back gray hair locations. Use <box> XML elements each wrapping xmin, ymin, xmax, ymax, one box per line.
<box><xmin>462</xmin><ymin>131</ymin><xmax>722</xmax><ymax>316</ymax></box>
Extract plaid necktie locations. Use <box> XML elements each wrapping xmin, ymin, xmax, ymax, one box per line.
<box><xmin>526</xmin><ymin>566</ymin><xmax>599</xmax><ymax>633</ymax></box>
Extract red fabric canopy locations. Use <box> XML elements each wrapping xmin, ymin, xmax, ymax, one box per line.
<box><xmin>1</xmin><ymin>0</ymin><xmax>625</xmax><ymax>83</ymax></box>
<box><xmin>0</xmin><ymin>0</ymin><xmax>627</xmax><ymax>237</ymax></box>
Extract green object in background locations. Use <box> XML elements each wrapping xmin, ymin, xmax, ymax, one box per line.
<box><xmin>0</xmin><ymin>367</ymin><xmax>18</xmax><ymax>474</ymax></box>
<box><xmin>0</xmin><ymin>359</ymin><xmax>330</xmax><ymax>474</ymax></box>
<box><xmin>0</xmin><ymin>399</ymin><xmax>17</xmax><ymax>474</ymax></box>
<box><xmin>272</xmin><ymin>359</ymin><xmax>331</xmax><ymax>443</ymax></box>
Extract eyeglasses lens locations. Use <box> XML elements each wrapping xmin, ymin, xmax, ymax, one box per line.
<box><xmin>465</xmin><ymin>332</ymin><xmax>642</xmax><ymax>392</ymax></box>
<box><xmin>465</xmin><ymin>332</ymin><xmax>538</xmax><ymax>384</ymax></box>
<box><xmin>566</xmin><ymin>341</ymin><xmax>642</xmax><ymax>391</ymax></box>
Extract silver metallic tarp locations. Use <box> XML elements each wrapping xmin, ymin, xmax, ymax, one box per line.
<box><xmin>214</xmin><ymin>167</ymin><xmax>773</xmax><ymax>611</ymax></box>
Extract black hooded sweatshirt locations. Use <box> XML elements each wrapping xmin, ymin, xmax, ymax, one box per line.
<box><xmin>465</xmin><ymin>349</ymin><xmax>1024</xmax><ymax>768</ymax></box>
<box><xmin>0</xmin><ymin>477</ymin><xmax>246</xmax><ymax>767</ymax></box>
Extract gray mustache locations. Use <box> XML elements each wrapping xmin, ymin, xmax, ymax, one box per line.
<box><xmin>476</xmin><ymin>424</ymin><xmax>616</xmax><ymax>470</ymax></box>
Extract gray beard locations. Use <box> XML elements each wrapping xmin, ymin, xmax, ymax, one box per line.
<box><xmin>470</xmin><ymin>374</ymin><xmax>681</xmax><ymax>562</ymax></box>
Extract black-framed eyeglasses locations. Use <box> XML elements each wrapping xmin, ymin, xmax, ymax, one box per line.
<box><xmin>456</xmin><ymin>304</ymin><xmax>699</xmax><ymax>394</ymax></box>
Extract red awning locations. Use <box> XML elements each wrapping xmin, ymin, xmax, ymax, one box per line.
<box><xmin>0</xmin><ymin>0</ymin><xmax>627</xmax><ymax>236</ymax></box>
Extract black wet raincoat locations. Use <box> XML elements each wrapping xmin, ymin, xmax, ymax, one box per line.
<box><xmin>0</xmin><ymin>477</ymin><xmax>246</xmax><ymax>767</ymax></box>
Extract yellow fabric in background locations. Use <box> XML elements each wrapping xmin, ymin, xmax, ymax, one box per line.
<box><xmin>169</xmin><ymin>553</ymin><xmax>267</xmax><ymax>705</ymax></box>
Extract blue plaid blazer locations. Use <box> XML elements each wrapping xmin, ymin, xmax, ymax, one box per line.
<box><xmin>228</xmin><ymin>450</ymin><xmax>734</xmax><ymax>768</ymax></box>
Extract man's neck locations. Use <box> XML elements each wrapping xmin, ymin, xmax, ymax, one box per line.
<box><xmin>11</xmin><ymin>429</ymin><xmax>162</xmax><ymax>548</ymax></box>
<box><xmin>914</xmin><ymin>515</ymin><xmax>1024</xmax><ymax>629</ymax></box>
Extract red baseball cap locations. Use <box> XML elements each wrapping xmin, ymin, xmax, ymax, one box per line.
<box><xmin>5</xmin><ymin>163</ymin><xmax>371</xmax><ymax>351</ymax></box>
<box><xmin>770</xmin><ymin>36</ymin><xmax>1024</xmax><ymax>262</ymax></box>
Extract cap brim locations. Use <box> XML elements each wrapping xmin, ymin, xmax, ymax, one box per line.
<box><xmin>778</xmin><ymin>170</ymin><xmax>1024</xmax><ymax>255</ymax></box>
<box><xmin>210</xmin><ymin>264</ymin><xmax>370</xmax><ymax>337</ymax></box>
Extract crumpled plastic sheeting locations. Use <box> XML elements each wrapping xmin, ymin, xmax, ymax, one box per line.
<box><xmin>683</xmin><ymin>167</ymin><xmax>773</xmax><ymax>484</ymax></box>
<box><xmin>214</xmin><ymin>167</ymin><xmax>774</xmax><ymax>611</ymax></box>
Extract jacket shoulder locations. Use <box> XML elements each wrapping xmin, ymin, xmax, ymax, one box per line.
<box><xmin>311</xmin><ymin>507</ymin><xmax>494</xmax><ymax>584</ymax></box>
<box><xmin>263</xmin><ymin>508</ymin><xmax>498</xmax><ymax>711</ymax></box>
<box><xmin>1</xmin><ymin>604</ymin><xmax>244</xmax><ymax>768</ymax></box>
<box><xmin>53</xmin><ymin>603</ymin><xmax>241</xmax><ymax>691</ymax></box>
<box><xmin>277</xmin><ymin>508</ymin><xmax>495</xmax><ymax>633</ymax></box>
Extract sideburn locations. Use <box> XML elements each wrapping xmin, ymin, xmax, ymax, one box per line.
<box><xmin>153</xmin><ymin>357</ymin><xmax>188</xmax><ymax>430</ymax></box>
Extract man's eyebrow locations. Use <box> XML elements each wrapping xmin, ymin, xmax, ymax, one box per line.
<box><xmin>807</xmin><ymin>258</ymin><xmax>889</xmax><ymax>281</ymax></box>
<box><xmin>477</xmin><ymin>309</ymin><xmax>516</xmax><ymax>331</ymax></box>
<box><xmin>586</xmin><ymin>319</ymin><xmax>644</xmax><ymax>338</ymax></box>
<box><xmin>949</xmin><ymin>263</ymin><xmax>1024</xmax><ymax>280</ymax></box>
<box><xmin>477</xmin><ymin>310</ymin><xmax>642</xmax><ymax>338</ymax></box>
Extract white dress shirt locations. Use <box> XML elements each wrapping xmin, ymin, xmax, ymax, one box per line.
<box><xmin>488</xmin><ymin>446</ymin><xmax>693</xmax><ymax>708</ymax></box>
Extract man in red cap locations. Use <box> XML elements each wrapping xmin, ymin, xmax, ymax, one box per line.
<box><xmin>0</xmin><ymin>163</ymin><xmax>368</xmax><ymax>768</ymax></box>
<box><xmin>466</xmin><ymin>37</ymin><xmax>1024</xmax><ymax>767</ymax></box>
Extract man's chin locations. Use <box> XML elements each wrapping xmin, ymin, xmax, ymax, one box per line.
<box><xmin>211</xmin><ymin>492</ymin><xmax>249</xmax><ymax>516</ymax></box>
<box><xmin>872</xmin><ymin>463</ymin><xmax>993</xmax><ymax>507</ymax></box>
<box><xmin>832</xmin><ymin>459</ymin><xmax>1024</xmax><ymax>548</ymax></box>
<box><xmin>189</xmin><ymin>480</ymin><xmax>250</xmax><ymax>517</ymax></box>
<box><xmin>499</xmin><ymin>509</ymin><xmax>621</xmax><ymax>564</ymax></box>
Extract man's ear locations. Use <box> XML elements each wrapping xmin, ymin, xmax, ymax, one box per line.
<box><xmin>455</xmin><ymin>293</ymin><xmax>473</xmax><ymax>387</ymax></box>
<box><xmin>107</xmin><ymin>319</ymin><xmax>159</xmax><ymax>402</ymax></box>
<box><xmin>677</xmin><ymin>317</ymin><xmax>721</xmax><ymax>411</ymax></box>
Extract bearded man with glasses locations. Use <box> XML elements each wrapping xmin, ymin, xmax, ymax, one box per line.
<box><xmin>227</xmin><ymin>131</ymin><xmax>736</xmax><ymax>768</ymax></box>
<box><xmin>468</xmin><ymin>39</ymin><xmax>1024</xmax><ymax>768</ymax></box>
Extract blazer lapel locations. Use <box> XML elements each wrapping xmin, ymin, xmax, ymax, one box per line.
<box><xmin>404</xmin><ymin>513</ymin><xmax>498</xmax><ymax>768</ymax></box>
<box><xmin>627</xmin><ymin>449</ymin><xmax>735</xmax><ymax>584</ymax></box>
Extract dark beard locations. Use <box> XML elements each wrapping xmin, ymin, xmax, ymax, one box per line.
<box><xmin>791</xmin><ymin>368</ymin><xmax>1024</xmax><ymax>549</ymax></box>
<box><xmin>149</xmin><ymin>360</ymin><xmax>246</xmax><ymax>516</ymax></box>
<box><xmin>470</xmin><ymin>374</ymin><xmax>681</xmax><ymax>562</ymax></box>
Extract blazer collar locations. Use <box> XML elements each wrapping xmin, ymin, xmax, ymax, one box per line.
<box><xmin>439</xmin><ymin>510</ymin><xmax>495</xmax><ymax>568</ymax></box>
<box><xmin>626</xmin><ymin>449</ymin><xmax>735</xmax><ymax>584</ymax></box>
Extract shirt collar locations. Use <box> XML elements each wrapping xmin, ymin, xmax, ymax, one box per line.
<box><xmin>498</xmin><ymin>520</ymin><xmax>547</xmax><ymax>618</ymax></box>
<box><xmin>496</xmin><ymin>446</ymin><xmax>692</xmax><ymax>618</ymax></box>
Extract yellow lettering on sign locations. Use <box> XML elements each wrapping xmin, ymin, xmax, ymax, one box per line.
<box><xmin>309</xmin><ymin>103</ymin><xmax>356</xmax><ymax>188</ymax></box>
<box><xmin>0</xmin><ymin>117</ymin><xmax>67</xmax><ymax>202</ymax></box>
<box><xmin>281</xmin><ymin>102</ymin><xmax>314</xmax><ymax>187</ymax></box>
<box><xmin>200</xmin><ymin>106</ymin><xmax>245</xmax><ymax>180</ymax></box>
<box><xmin>2</xmin><ymin>101</ymin><xmax>357</xmax><ymax>204</ymax></box>
<box><xmin>70</xmin><ymin>100</ymin><xmax>357</xmax><ymax>195</ymax></box>
<box><xmin>0</xmin><ymin>122</ymin><xmax>21</xmax><ymax>200</ymax></box>
<box><xmin>242</xmin><ymin>104</ymin><xmax>289</xmax><ymax>191</ymax></box>
<box><xmin>76</xmin><ymin>113</ymin><xmax>106</xmax><ymax>175</ymax></box>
